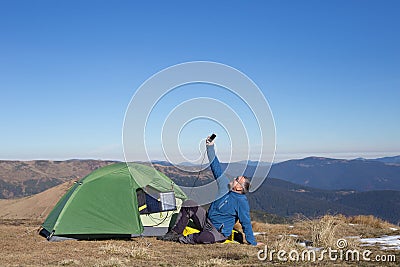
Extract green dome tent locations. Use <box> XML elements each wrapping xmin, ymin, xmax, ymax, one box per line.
<box><xmin>39</xmin><ymin>162</ymin><xmax>187</xmax><ymax>241</ymax></box>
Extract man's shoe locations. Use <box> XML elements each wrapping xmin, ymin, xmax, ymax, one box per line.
<box><xmin>157</xmin><ymin>230</ymin><xmax>182</xmax><ymax>242</ymax></box>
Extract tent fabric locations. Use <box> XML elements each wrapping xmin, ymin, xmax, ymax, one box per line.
<box><xmin>41</xmin><ymin>162</ymin><xmax>186</xmax><ymax>239</ymax></box>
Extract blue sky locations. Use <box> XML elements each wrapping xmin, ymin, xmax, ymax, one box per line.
<box><xmin>0</xmin><ymin>0</ymin><xmax>399</xmax><ymax>162</ymax></box>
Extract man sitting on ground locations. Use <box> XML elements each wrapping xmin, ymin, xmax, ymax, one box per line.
<box><xmin>158</xmin><ymin>136</ymin><xmax>261</xmax><ymax>246</ymax></box>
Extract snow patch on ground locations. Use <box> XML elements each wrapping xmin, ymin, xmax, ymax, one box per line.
<box><xmin>360</xmin><ymin>235</ymin><xmax>400</xmax><ymax>251</ymax></box>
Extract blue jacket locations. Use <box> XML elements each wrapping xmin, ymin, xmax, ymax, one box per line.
<box><xmin>206</xmin><ymin>145</ymin><xmax>257</xmax><ymax>245</ymax></box>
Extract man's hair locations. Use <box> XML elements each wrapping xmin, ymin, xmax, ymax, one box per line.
<box><xmin>242</xmin><ymin>176</ymin><xmax>250</xmax><ymax>194</ymax></box>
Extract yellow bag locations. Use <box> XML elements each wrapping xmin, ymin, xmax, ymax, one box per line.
<box><xmin>183</xmin><ymin>226</ymin><xmax>242</xmax><ymax>244</ymax></box>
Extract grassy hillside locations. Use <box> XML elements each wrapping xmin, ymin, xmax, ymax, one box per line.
<box><xmin>0</xmin><ymin>181</ymin><xmax>75</xmax><ymax>220</ymax></box>
<box><xmin>0</xmin><ymin>160</ymin><xmax>115</xmax><ymax>198</ymax></box>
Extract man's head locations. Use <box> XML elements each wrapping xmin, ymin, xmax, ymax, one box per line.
<box><xmin>229</xmin><ymin>176</ymin><xmax>250</xmax><ymax>194</ymax></box>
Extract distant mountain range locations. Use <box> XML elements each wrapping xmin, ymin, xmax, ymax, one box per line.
<box><xmin>176</xmin><ymin>155</ymin><xmax>400</xmax><ymax>191</ymax></box>
<box><xmin>247</xmin><ymin>178</ymin><xmax>400</xmax><ymax>224</ymax></box>
<box><xmin>373</xmin><ymin>155</ymin><xmax>400</xmax><ymax>164</ymax></box>
<box><xmin>267</xmin><ymin>156</ymin><xmax>400</xmax><ymax>191</ymax></box>
<box><xmin>1</xmin><ymin>156</ymin><xmax>399</xmax><ymax>197</ymax></box>
<box><xmin>0</xmin><ymin>157</ymin><xmax>399</xmax><ymax>224</ymax></box>
<box><xmin>206</xmin><ymin>155</ymin><xmax>400</xmax><ymax>192</ymax></box>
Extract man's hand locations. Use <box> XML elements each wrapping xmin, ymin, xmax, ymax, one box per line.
<box><xmin>206</xmin><ymin>136</ymin><xmax>215</xmax><ymax>146</ymax></box>
<box><xmin>256</xmin><ymin>242</ymin><xmax>264</xmax><ymax>246</ymax></box>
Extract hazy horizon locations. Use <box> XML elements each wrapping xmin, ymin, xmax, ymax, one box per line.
<box><xmin>1</xmin><ymin>151</ymin><xmax>399</xmax><ymax>164</ymax></box>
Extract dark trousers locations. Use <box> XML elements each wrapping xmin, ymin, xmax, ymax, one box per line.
<box><xmin>172</xmin><ymin>200</ymin><xmax>227</xmax><ymax>244</ymax></box>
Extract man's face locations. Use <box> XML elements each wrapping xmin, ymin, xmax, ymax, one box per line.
<box><xmin>230</xmin><ymin>176</ymin><xmax>246</xmax><ymax>193</ymax></box>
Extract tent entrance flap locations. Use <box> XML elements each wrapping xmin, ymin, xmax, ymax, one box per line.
<box><xmin>137</xmin><ymin>188</ymin><xmax>176</xmax><ymax>214</ymax></box>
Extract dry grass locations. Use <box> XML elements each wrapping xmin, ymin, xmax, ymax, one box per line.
<box><xmin>346</xmin><ymin>215</ymin><xmax>395</xmax><ymax>229</ymax></box>
<box><xmin>0</xmin><ymin>221</ymin><xmax>257</xmax><ymax>267</ymax></box>
<box><xmin>248</xmin><ymin>214</ymin><xmax>399</xmax><ymax>265</ymax></box>
<box><xmin>196</xmin><ymin>257</ymin><xmax>232</xmax><ymax>267</ymax></box>
<box><xmin>99</xmin><ymin>241</ymin><xmax>153</xmax><ymax>260</ymax></box>
<box><xmin>254</xmin><ymin>214</ymin><xmax>398</xmax><ymax>241</ymax></box>
<box><xmin>306</xmin><ymin>215</ymin><xmax>350</xmax><ymax>248</ymax></box>
<box><xmin>0</xmin><ymin>218</ymin><xmax>398</xmax><ymax>266</ymax></box>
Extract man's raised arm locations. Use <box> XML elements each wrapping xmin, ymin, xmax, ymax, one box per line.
<box><xmin>206</xmin><ymin>143</ymin><xmax>230</xmax><ymax>197</ymax></box>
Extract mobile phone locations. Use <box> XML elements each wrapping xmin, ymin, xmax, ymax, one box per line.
<box><xmin>208</xmin><ymin>134</ymin><xmax>216</xmax><ymax>142</ymax></box>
